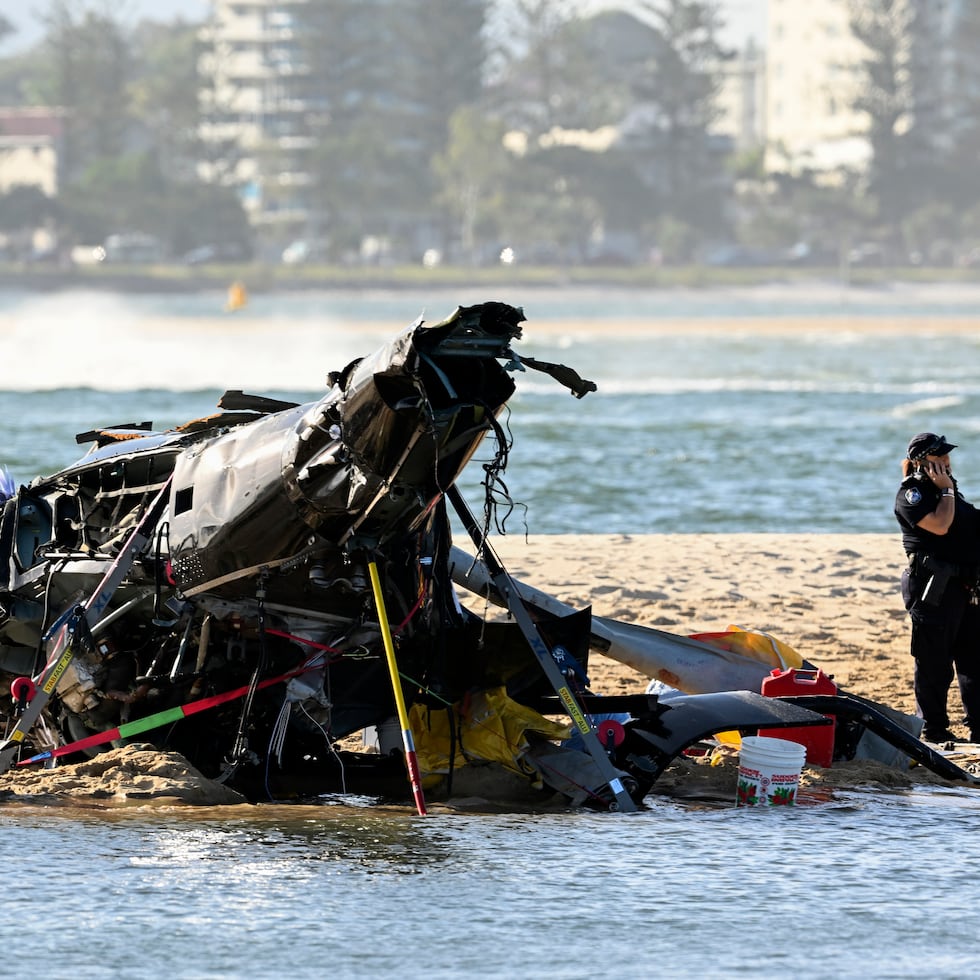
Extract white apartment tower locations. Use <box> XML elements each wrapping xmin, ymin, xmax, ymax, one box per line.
<box><xmin>765</xmin><ymin>0</ymin><xmax>870</xmax><ymax>173</ymax></box>
<box><xmin>765</xmin><ymin>0</ymin><xmax>968</xmax><ymax>175</ymax></box>
<box><xmin>198</xmin><ymin>0</ymin><xmax>315</xmax><ymax>240</ymax></box>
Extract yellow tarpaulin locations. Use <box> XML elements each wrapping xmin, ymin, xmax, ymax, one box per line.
<box><xmin>410</xmin><ymin>687</ymin><xmax>572</xmax><ymax>778</ymax></box>
<box><xmin>688</xmin><ymin>624</ymin><xmax>804</xmax><ymax>671</ymax></box>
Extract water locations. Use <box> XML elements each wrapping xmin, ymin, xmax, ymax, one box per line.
<box><xmin>2</xmin><ymin>284</ymin><xmax>980</xmax><ymax>977</ymax></box>
<box><xmin>2</xmin><ymin>787</ymin><xmax>979</xmax><ymax>978</ymax></box>
<box><xmin>2</xmin><ymin>284</ymin><xmax>980</xmax><ymax>533</ymax></box>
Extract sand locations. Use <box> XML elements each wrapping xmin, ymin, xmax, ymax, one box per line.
<box><xmin>489</xmin><ymin>533</ymin><xmax>918</xmax><ymax>715</ymax></box>
<box><xmin>1</xmin><ymin>530</ymin><xmax>974</xmax><ymax>808</ymax></box>
<box><xmin>483</xmin><ymin>532</ymin><xmax>980</xmax><ymax>798</ymax></box>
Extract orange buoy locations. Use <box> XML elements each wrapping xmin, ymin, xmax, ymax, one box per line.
<box><xmin>224</xmin><ymin>281</ymin><xmax>248</xmax><ymax>312</ymax></box>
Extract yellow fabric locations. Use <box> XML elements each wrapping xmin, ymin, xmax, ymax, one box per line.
<box><xmin>409</xmin><ymin>687</ymin><xmax>572</xmax><ymax>778</ymax></box>
<box><xmin>688</xmin><ymin>624</ymin><xmax>805</xmax><ymax>671</ymax></box>
<box><xmin>714</xmin><ymin>729</ymin><xmax>742</xmax><ymax>747</ymax></box>
<box><xmin>688</xmin><ymin>626</ymin><xmax>806</xmax><ymax>748</ymax></box>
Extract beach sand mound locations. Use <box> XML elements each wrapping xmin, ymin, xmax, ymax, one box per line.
<box><xmin>0</xmin><ymin>744</ymin><xmax>247</xmax><ymax>807</ymax></box>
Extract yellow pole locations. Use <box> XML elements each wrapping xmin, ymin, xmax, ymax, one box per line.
<box><xmin>368</xmin><ymin>560</ymin><xmax>428</xmax><ymax>815</ymax></box>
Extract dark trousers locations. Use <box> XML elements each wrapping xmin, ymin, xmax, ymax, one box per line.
<box><xmin>904</xmin><ymin>568</ymin><xmax>980</xmax><ymax>739</ymax></box>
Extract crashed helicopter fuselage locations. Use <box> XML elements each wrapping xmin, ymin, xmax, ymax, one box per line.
<box><xmin>0</xmin><ymin>303</ymin><xmax>958</xmax><ymax>809</ymax></box>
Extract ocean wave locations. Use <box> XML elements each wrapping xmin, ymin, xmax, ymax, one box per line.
<box><xmin>888</xmin><ymin>395</ymin><xmax>967</xmax><ymax>418</ymax></box>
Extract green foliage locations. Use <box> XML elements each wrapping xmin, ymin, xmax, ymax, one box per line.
<box><xmin>622</xmin><ymin>1</ymin><xmax>732</xmax><ymax>236</ymax></box>
<box><xmin>433</xmin><ymin>107</ymin><xmax>513</xmax><ymax>259</ymax></box>
<box><xmin>3</xmin><ymin>0</ymin><xmax>976</xmax><ymax>269</ymax></box>
<box><xmin>296</xmin><ymin>0</ymin><xmax>489</xmax><ymax>254</ymax></box>
<box><xmin>129</xmin><ymin>22</ymin><xmax>202</xmax><ymax>178</ymax></box>
<box><xmin>498</xmin><ymin>144</ymin><xmax>605</xmax><ymax>258</ymax></box>
<box><xmin>489</xmin><ymin>0</ymin><xmax>604</xmax><ymax>137</ymax></box>
<box><xmin>36</xmin><ymin>3</ymin><xmax>133</xmax><ymax>181</ymax></box>
<box><xmin>902</xmin><ymin>202</ymin><xmax>958</xmax><ymax>265</ymax></box>
<box><xmin>655</xmin><ymin>215</ymin><xmax>699</xmax><ymax>263</ymax></box>
<box><xmin>59</xmin><ymin>151</ymin><xmax>251</xmax><ymax>256</ymax></box>
<box><xmin>4</xmin><ymin>5</ymin><xmax>251</xmax><ymax>256</ymax></box>
<box><xmin>59</xmin><ymin>154</ymin><xmax>163</xmax><ymax>242</ymax></box>
<box><xmin>847</xmin><ymin>0</ymin><xmax>931</xmax><ymax>232</ymax></box>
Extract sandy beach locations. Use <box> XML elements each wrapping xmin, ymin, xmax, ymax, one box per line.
<box><xmin>489</xmin><ymin>532</ymin><xmax>919</xmax><ymax>720</ymax></box>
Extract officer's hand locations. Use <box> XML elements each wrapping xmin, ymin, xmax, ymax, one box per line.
<box><xmin>925</xmin><ymin>460</ymin><xmax>954</xmax><ymax>489</ymax></box>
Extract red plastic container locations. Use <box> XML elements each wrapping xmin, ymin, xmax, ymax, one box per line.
<box><xmin>759</xmin><ymin>668</ymin><xmax>837</xmax><ymax>768</ymax></box>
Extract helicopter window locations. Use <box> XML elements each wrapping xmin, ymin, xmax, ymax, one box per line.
<box><xmin>174</xmin><ymin>486</ymin><xmax>194</xmax><ymax>516</ymax></box>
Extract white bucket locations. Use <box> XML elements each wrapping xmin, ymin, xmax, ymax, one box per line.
<box><xmin>362</xmin><ymin>717</ymin><xmax>401</xmax><ymax>755</ymax></box>
<box><xmin>736</xmin><ymin>735</ymin><xmax>807</xmax><ymax>807</ymax></box>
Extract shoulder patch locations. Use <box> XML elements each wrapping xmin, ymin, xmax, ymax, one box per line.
<box><xmin>905</xmin><ymin>487</ymin><xmax>922</xmax><ymax>505</ymax></box>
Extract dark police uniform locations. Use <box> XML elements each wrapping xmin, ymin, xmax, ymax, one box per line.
<box><xmin>895</xmin><ymin>471</ymin><xmax>980</xmax><ymax>741</ymax></box>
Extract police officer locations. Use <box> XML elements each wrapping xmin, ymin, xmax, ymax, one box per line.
<box><xmin>895</xmin><ymin>432</ymin><xmax>980</xmax><ymax>744</ymax></box>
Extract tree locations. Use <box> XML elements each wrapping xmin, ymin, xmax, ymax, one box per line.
<box><xmin>294</xmin><ymin>0</ymin><xmax>492</xmax><ymax>256</ymax></box>
<box><xmin>59</xmin><ymin>150</ymin><xmax>251</xmax><ymax>255</ymax></box>
<box><xmin>59</xmin><ymin>153</ymin><xmax>166</xmax><ymax>243</ymax></box>
<box><xmin>34</xmin><ymin>2</ymin><xmax>133</xmax><ymax>184</ymax></box>
<box><xmin>740</xmin><ymin>165</ymin><xmax>870</xmax><ymax>264</ymax></box>
<box><xmin>9</xmin><ymin>7</ymin><xmax>250</xmax><ymax>255</ymax></box>
<box><xmin>295</xmin><ymin>0</ymin><xmax>408</xmax><ymax>250</ymax></box>
<box><xmin>129</xmin><ymin>22</ymin><xmax>202</xmax><ymax>182</ymax></box>
<box><xmin>481</xmin><ymin>5</ymin><xmax>664</xmax><ymax>256</ymax></box>
<box><xmin>488</xmin><ymin>0</ymin><xmax>609</xmax><ymax>138</ymax></box>
<box><xmin>0</xmin><ymin>185</ymin><xmax>59</xmax><ymax>233</ymax></box>
<box><xmin>433</xmin><ymin>107</ymin><xmax>511</xmax><ymax>260</ymax></box>
<box><xmin>388</xmin><ymin>0</ymin><xmax>489</xmax><ymax>248</ymax></box>
<box><xmin>847</xmin><ymin>0</ymin><xmax>917</xmax><ymax>234</ymax></box>
<box><xmin>391</xmin><ymin>0</ymin><xmax>487</xmax><ymax>151</ymax></box>
<box><xmin>943</xmin><ymin>1</ymin><xmax>980</xmax><ymax>221</ymax></box>
<box><xmin>625</xmin><ymin>1</ymin><xmax>732</xmax><ymax>238</ymax></box>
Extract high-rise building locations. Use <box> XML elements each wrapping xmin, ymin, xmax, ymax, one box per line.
<box><xmin>764</xmin><ymin>0</ymin><xmax>969</xmax><ymax>175</ymax></box>
<box><xmin>198</xmin><ymin>0</ymin><xmax>315</xmax><ymax>243</ymax></box>
<box><xmin>765</xmin><ymin>0</ymin><xmax>870</xmax><ymax>173</ymax></box>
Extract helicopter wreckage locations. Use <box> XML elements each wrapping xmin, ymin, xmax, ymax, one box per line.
<box><xmin>0</xmin><ymin>302</ymin><xmax>969</xmax><ymax>811</ymax></box>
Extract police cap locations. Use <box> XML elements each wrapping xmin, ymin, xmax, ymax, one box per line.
<box><xmin>907</xmin><ymin>432</ymin><xmax>957</xmax><ymax>461</ymax></box>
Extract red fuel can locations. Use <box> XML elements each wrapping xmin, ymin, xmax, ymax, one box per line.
<box><xmin>759</xmin><ymin>668</ymin><xmax>837</xmax><ymax>768</ymax></box>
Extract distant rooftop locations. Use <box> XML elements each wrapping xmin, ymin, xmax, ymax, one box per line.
<box><xmin>0</xmin><ymin>106</ymin><xmax>65</xmax><ymax>139</ymax></box>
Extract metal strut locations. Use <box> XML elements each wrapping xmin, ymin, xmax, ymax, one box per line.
<box><xmin>0</xmin><ymin>475</ymin><xmax>175</xmax><ymax>776</ymax></box>
<box><xmin>445</xmin><ymin>485</ymin><xmax>639</xmax><ymax>812</ymax></box>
